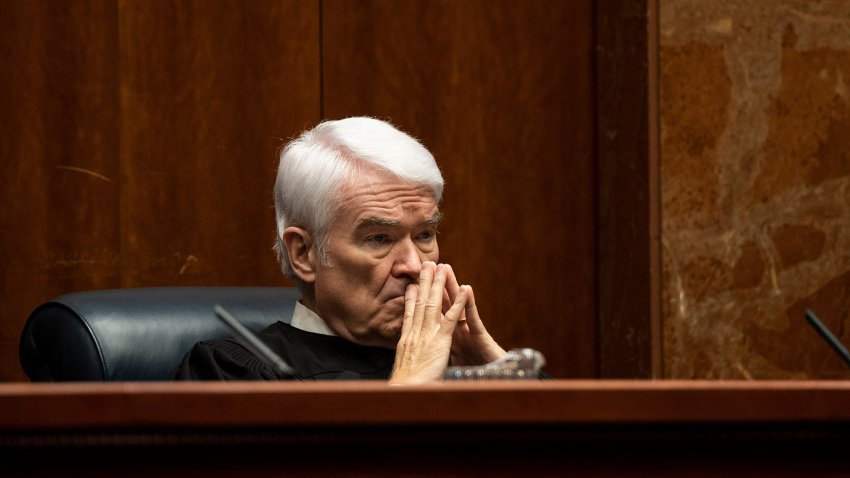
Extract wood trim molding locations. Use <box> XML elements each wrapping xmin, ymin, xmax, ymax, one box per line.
<box><xmin>595</xmin><ymin>0</ymin><xmax>658</xmax><ymax>377</ymax></box>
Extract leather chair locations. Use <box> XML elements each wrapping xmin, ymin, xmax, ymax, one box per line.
<box><xmin>19</xmin><ymin>287</ymin><xmax>300</xmax><ymax>381</ymax></box>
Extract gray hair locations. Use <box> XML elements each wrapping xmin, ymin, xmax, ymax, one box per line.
<box><xmin>274</xmin><ymin>117</ymin><xmax>444</xmax><ymax>281</ymax></box>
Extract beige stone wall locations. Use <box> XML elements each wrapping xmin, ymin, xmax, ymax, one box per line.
<box><xmin>660</xmin><ymin>1</ymin><xmax>850</xmax><ymax>378</ymax></box>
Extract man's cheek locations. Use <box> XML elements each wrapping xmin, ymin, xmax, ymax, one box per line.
<box><xmin>386</xmin><ymin>299</ymin><xmax>405</xmax><ymax>315</ymax></box>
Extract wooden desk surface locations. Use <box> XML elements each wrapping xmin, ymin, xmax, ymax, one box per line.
<box><xmin>1</xmin><ymin>380</ymin><xmax>849</xmax><ymax>476</ymax></box>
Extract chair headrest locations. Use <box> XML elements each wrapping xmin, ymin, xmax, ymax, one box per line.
<box><xmin>19</xmin><ymin>287</ymin><xmax>300</xmax><ymax>381</ymax></box>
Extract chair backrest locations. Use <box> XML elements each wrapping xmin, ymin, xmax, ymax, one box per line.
<box><xmin>19</xmin><ymin>287</ymin><xmax>300</xmax><ymax>381</ymax></box>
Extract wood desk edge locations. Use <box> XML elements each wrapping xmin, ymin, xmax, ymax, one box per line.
<box><xmin>1</xmin><ymin>380</ymin><xmax>849</xmax><ymax>429</ymax></box>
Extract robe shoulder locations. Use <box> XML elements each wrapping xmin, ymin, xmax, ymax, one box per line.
<box><xmin>174</xmin><ymin>322</ymin><xmax>395</xmax><ymax>381</ymax></box>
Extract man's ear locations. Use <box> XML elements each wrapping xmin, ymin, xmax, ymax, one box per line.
<box><xmin>282</xmin><ymin>226</ymin><xmax>317</xmax><ymax>283</ymax></box>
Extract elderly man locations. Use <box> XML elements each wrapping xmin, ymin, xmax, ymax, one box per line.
<box><xmin>176</xmin><ymin>117</ymin><xmax>506</xmax><ymax>384</ymax></box>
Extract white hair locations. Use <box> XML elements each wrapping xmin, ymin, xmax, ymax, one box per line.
<box><xmin>274</xmin><ymin>117</ymin><xmax>444</xmax><ymax>281</ymax></box>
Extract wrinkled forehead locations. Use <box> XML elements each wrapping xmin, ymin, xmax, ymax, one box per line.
<box><xmin>333</xmin><ymin>167</ymin><xmax>439</xmax><ymax>226</ymax></box>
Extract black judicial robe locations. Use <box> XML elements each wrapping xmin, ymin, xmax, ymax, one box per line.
<box><xmin>175</xmin><ymin>322</ymin><xmax>395</xmax><ymax>381</ymax></box>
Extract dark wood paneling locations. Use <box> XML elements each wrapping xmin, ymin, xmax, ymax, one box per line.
<box><xmin>0</xmin><ymin>1</ymin><xmax>121</xmax><ymax>381</ymax></box>
<box><xmin>596</xmin><ymin>0</ymin><xmax>656</xmax><ymax>377</ymax></box>
<box><xmin>323</xmin><ymin>0</ymin><xmax>597</xmax><ymax>378</ymax></box>
<box><xmin>2</xmin><ymin>0</ymin><xmax>659</xmax><ymax>381</ymax></box>
<box><xmin>118</xmin><ymin>0</ymin><xmax>320</xmax><ymax>288</ymax></box>
<box><xmin>0</xmin><ymin>1</ymin><xmax>320</xmax><ymax>381</ymax></box>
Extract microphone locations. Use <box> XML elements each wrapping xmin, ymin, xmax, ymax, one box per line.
<box><xmin>805</xmin><ymin>309</ymin><xmax>850</xmax><ymax>370</ymax></box>
<box><xmin>214</xmin><ymin>305</ymin><xmax>297</xmax><ymax>378</ymax></box>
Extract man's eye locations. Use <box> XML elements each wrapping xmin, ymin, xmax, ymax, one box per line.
<box><xmin>367</xmin><ymin>235</ymin><xmax>391</xmax><ymax>245</ymax></box>
<box><xmin>416</xmin><ymin>230</ymin><xmax>435</xmax><ymax>241</ymax></box>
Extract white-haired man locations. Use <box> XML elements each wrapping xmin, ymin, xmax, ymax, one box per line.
<box><xmin>176</xmin><ymin>117</ymin><xmax>506</xmax><ymax>384</ymax></box>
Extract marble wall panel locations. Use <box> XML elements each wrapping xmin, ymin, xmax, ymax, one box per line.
<box><xmin>660</xmin><ymin>0</ymin><xmax>850</xmax><ymax>378</ymax></box>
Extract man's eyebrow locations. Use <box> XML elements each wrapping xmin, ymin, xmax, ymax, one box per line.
<box><xmin>424</xmin><ymin>211</ymin><xmax>443</xmax><ymax>226</ymax></box>
<box><xmin>355</xmin><ymin>217</ymin><xmax>401</xmax><ymax>229</ymax></box>
<box><xmin>354</xmin><ymin>211</ymin><xmax>443</xmax><ymax>230</ymax></box>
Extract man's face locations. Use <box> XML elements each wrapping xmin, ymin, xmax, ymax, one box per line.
<box><xmin>312</xmin><ymin>168</ymin><xmax>440</xmax><ymax>349</ymax></box>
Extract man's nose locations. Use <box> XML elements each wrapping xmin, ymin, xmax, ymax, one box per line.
<box><xmin>390</xmin><ymin>238</ymin><xmax>424</xmax><ymax>280</ymax></box>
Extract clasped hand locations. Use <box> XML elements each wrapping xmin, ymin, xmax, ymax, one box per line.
<box><xmin>389</xmin><ymin>262</ymin><xmax>506</xmax><ymax>385</ymax></box>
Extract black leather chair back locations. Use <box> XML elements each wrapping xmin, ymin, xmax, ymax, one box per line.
<box><xmin>19</xmin><ymin>287</ymin><xmax>300</xmax><ymax>381</ymax></box>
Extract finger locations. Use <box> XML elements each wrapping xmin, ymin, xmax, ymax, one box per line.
<box><xmin>400</xmin><ymin>283</ymin><xmax>417</xmax><ymax>339</ymax></box>
<box><xmin>463</xmin><ymin>285</ymin><xmax>486</xmax><ymax>334</ymax></box>
<box><xmin>438</xmin><ymin>286</ymin><xmax>468</xmax><ymax>337</ymax></box>
<box><xmin>396</xmin><ymin>283</ymin><xmax>418</xmax><ymax>363</ymax></box>
<box><xmin>442</xmin><ymin>264</ymin><xmax>466</xmax><ymax>324</ymax></box>
<box><xmin>411</xmin><ymin>261</ymin><xmax>435</xmax><ymax>337</ymax></box>
<box><xmin>443</xmin><ymin>264</ymin><xmax>461</xmax><ymax>302</ymax></box>
<box><xmin>425</xmin><ymin>263</ymin><xmax>447</xmax><ymax>330</ymax></box>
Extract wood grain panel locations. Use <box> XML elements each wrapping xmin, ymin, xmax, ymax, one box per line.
<box><xmin>323</xmin><ymin>0</ymin><xmax>597</xmax><ymax>377</ymax></box>
<box><xmin>118</xmin><ymin>0</ymin><xmax>320</xmax><ymax>288</ymax></box>
<box><xmin>596</xmin><ymin>0</ymin><xmax>655</xmax><ymax>377</ymax></box>
<box><xmin>5</xmin><ymin>381</ymin><xmax>850</xmax><ymax>427</ymax></box>
<box><xmin>0</xmin><ymin>1</ymin><xmax>121</xmax><ymax>381</ymax></box>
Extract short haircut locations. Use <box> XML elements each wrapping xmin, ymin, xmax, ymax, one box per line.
<box><xmin>274</xmin><ymin>117</ymin><xmax>444</xmax><ymax>281</ymax></box>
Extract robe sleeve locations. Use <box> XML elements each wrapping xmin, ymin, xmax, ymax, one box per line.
<box><xmin>174</xmin><ymin>340</ymin><xmax>281</xmax><ymax>381</ymax></box>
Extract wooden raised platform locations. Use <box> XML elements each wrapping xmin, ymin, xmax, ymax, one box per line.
<box><xmin>2</xmin><ymin>380</ymin><xmax>849</xmax><ymax>476</ymax></box>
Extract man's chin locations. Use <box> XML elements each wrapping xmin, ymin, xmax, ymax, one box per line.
<box><xmin>375</xmin><ymin>314</ymin><xmax>403</xmax><ymax>347</ymax></box>
<box><xmin>350</xmin><ymin>304</ymin><xmax>403</xmax><ymax>349</ymax></box>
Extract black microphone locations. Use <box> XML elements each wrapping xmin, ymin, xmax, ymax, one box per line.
<box><xmin>805</xmin><ymin>309</ymin><xmax>850</xmax><ymax>370</ymax></box>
